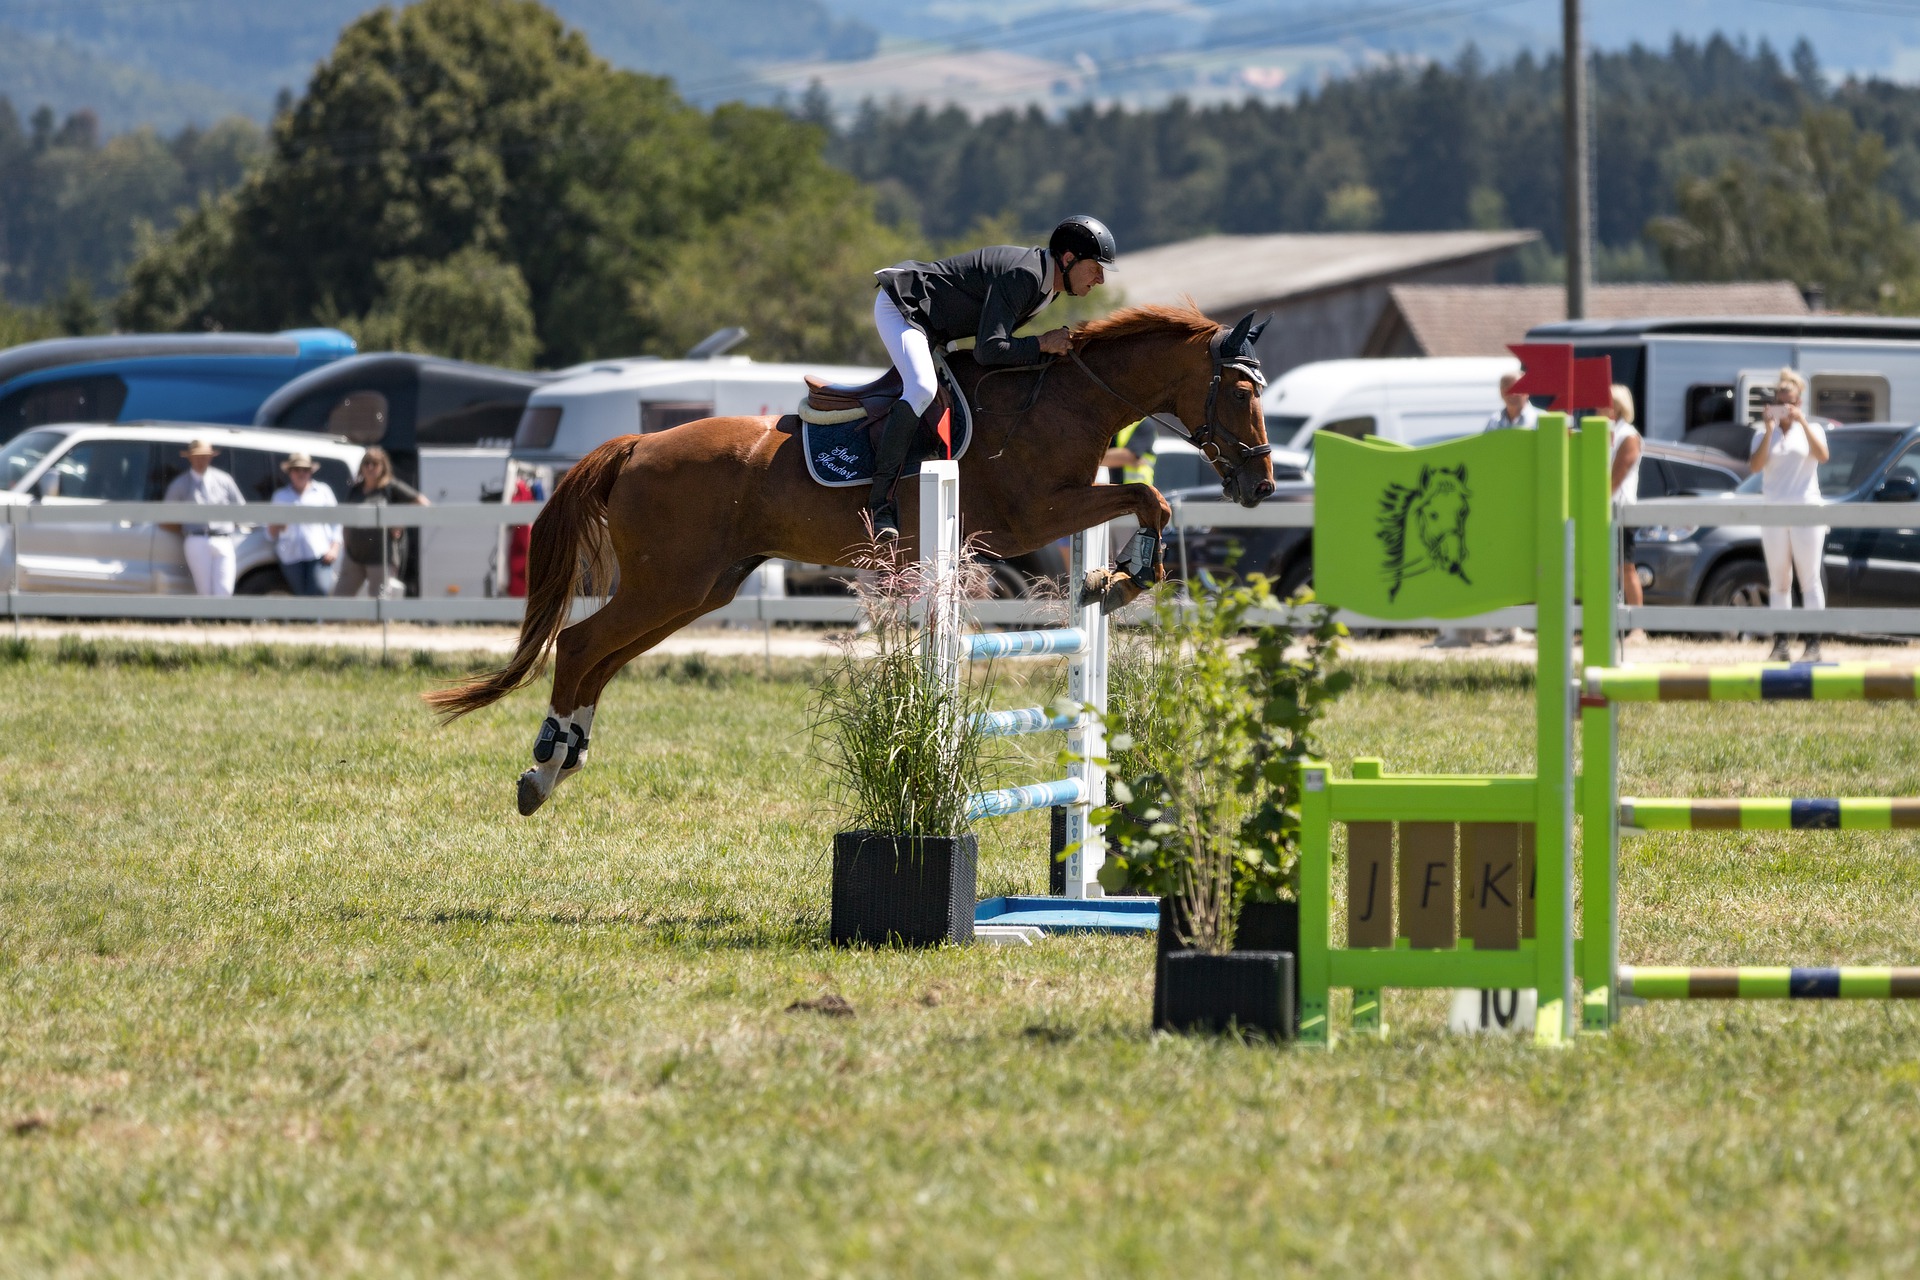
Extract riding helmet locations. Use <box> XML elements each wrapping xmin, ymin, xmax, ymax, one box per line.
<box><xmin>1049</xmin><ymin>215</ymin><xmax>1118</xmax><ymax>267</ymax></box>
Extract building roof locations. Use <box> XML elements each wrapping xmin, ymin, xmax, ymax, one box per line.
<box><xmin>1113</xmin><ymin>230</ymin><xmax>1541</xmax><ymax>315</ymax></box>
<box><xmin>1375</xmin><ymin>282</ymin><xmax>1810</xmax><ymax>356</ymax></box>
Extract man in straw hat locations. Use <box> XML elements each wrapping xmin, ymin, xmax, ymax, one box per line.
<box><xmin>267</xmin><ymin>451</ymin><xmax>341</xmax><ymax>596</ymax></box>
<box><xmin>161</xmin><ymin>439</ymin><xmax>246</xmax><ymax>596</ymax></box>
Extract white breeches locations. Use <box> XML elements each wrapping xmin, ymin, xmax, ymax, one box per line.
<box><xmin>1760</xmin><ymin>524</ymin><xmax>1826</xmax><ymax>611</ymax></box>
<box><xmin>183</xmin><ymin>534</ymin><xmax>236</xmax><ymax>597</ymax></box>
<box><xmin>873</xmin><ymin>291</ymin><xmax>939</xmax><ymax>415</ymax></box>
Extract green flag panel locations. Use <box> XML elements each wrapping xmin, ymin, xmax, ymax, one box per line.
<box><xmin>1314</xmin><ymin>431</ymin><xmax>1541</xmax><ymax>619</ymax></box>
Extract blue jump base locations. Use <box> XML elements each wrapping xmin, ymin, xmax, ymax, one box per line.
<box><xmin>974</xmin><ymin>895</ymin><xmax>1159</xmax><ymax>935</ymax></box>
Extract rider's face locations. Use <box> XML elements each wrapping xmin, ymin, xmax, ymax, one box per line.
<box><xmin>1064</xmin><ymin>255</ymin><xmax>1105</xmax><ymax>296</ymax></box>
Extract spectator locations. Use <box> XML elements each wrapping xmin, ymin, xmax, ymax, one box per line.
<box><xmin>1101</xmin><ymin>415</ymin><xmax>1159</xmax><ymax>566</ymax></box>
<box><xmin>267</xmin><ymin>452</ymin><xmax>341</xmax><ymax>596</ymax></box>
<box><xmin>1441</xmin><ymin>372</ymin><xmax>1539</xmax><ymax>646</ymax></box>
<box><xmin>1606</xmin><ymin>384</ymin><xmax>1647</xmax><ymax>643</ymax></box>
<box><xmin>1749</xmin><ymin>368</ymin><xmax>1829</xmax><ymax>662</ymax></box>
<box><xmin>160</xmin><ymin>440</ymin><xmax>246</xmax><ymax>597</ymax></box>
<box><xmin>333</xmin><ymin>446</ymin><xmax>427</xmax><ymax>599</ymax></box>
<box><xmin>1484</xmin><ymin>371</ymin><xmax>1540</xmax><ymax>432</ymax></box>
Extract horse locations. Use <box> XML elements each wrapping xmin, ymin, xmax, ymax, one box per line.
<box><xmin>424</xmin><ymin>301</ymin><xmax>1277</xmax><ymax>815</ymax></box>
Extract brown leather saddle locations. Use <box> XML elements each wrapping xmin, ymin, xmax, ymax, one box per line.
<box><xmin>801</xmin><ymin>367</ymin><xmax>904</xmax><ymax>428</ymax></box>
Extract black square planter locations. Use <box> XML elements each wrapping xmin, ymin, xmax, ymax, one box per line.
<box><xmin>1154</xmin><ymin>897</ymin><xmax>1300</xmax><ymax>1037</ymax></box>
<box><xmin>831</xmin><ymin>831</ymin><xmax>977</xmax><ymax>947</ymax></box>
<box><xmin>1157</xmin><ymin>950</ymin><xmax>1295</xmax><ymax>1041</ymax></box>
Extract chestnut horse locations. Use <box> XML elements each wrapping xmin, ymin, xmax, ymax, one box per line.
<box><xmin>425</xmin><ymin>302</ymin><xmax>1276</xmax><ymax>815</ymax></box>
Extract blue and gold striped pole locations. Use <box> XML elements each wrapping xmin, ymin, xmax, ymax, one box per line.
<box><xmin>1620</xmin><ymin>798</ymin><xmax>1920</xmax><ymax>831</ymax></box>
<box><xmin>1620</xmin><ymin>966</ymin><xmax>1920</xmax><ymax>999</ymax></box>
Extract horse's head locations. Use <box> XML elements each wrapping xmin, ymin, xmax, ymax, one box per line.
<box><xmin>1067</xmin><ymin>303</ymin><xmax>1276</xmax><ymax>506</ymax></box>
<box><xmin>1182</xmin><ymin>311</ymin><xmax>1275</xmax><ymax>507</ymax></box>
<box><xmin>1410</xmin><ymin>467</ymin><xmax>1470</xmax><ymax>580</ymax></box>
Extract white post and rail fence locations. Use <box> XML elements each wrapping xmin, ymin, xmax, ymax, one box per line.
<box><xmin>7</xmin><ymin>496</ymin><xmax>1920</xmax><ymax>635</ymax></box>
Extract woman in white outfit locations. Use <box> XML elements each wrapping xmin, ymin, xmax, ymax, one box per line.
<box><xmin>1748</xmin><ymin>367</ymin><xmax>1829</xmax><ymax>662</ymax></box>
<box><xmin>1606</xmin><ymin>384</ymin><xmax>1646</xmax><ymax>643</ymax></box>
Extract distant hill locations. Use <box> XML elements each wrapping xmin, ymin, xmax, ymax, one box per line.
<box><xmin>0</xmin><ymin>25</ymin><xmax>250</xmax><ymax>132</ymax></box>
<box><xmin>0</xmin><ymin>0</ymin><xmax>876</xmax><ymax>123</ymax></box>
<box><xmin>0</xmin><ymin>0</ymin><xmax>1912</xmax><ymax>133</ymax></box>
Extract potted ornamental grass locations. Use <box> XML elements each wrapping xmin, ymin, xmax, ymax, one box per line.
<box><xmin>1097</xmin><ymin>576</ymin><xmax>1349</xmax><ymax>1039</ymax></box>
<box><xmin>812</xmin><ymin>544</ymin><xmax>994</xmax><ymax>947</ymax></box>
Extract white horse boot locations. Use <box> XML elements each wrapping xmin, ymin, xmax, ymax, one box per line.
<box><xmin>557</xmin><ymin>704</ymin><xmax>595</xmax><ymax>786</ymax></box>
<box><xmin>517</xmin><ymin>705</ymin><xmax>591</xmax><ymax>816</ymax></box>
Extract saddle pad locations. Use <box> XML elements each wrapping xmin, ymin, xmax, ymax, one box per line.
<box><xmin>801</xmin><ymin>351</ymin><xmax>974</xmax><ymax>488</ymax></box>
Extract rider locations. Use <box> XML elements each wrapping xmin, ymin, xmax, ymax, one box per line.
<box><xmin>866</xmin><ymin>215</ymin><xmax>1118</xmax><ymax>540</ymax></box>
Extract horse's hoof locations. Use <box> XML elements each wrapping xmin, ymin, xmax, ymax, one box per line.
<box><xmin>517</xmin><ymin>771</ymin><xmax>550</xmax><ymax>817</ymax></box>
<box><xmin>1081</xmin><ymin>568</ymin><xmax>1140</xmax><ymax>615</ymax></box>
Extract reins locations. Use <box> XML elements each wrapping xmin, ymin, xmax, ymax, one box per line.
<box><xmin>1064</xmin><ymin>344</ymin><xmax>1273</xmax><ymax>489</ymax></box>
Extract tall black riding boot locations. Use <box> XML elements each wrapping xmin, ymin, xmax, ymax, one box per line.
<box><xmin>866</xmin><ymin>399</ymin><xmax>919</xmax><ymax>542</ymax></box>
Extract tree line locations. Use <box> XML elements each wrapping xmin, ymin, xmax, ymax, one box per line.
<box><xmin>5</xmin><ymin>3</ymin><xmax>1920</xmax><ymax>366</ymax></box>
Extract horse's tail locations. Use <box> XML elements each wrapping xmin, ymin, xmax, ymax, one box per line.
<box><xmin>423</xmin><ymin>437</ymin><xmax>635</xmax><ymax>722</ymax></box>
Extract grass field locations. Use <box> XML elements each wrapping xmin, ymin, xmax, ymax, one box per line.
<box><xmin>6</xmin><ymin>638</ymin><xmax>1920</xmax><ymax>1277</ymax></box>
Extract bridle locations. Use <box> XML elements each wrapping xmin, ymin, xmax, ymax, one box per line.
<box><xmin>1066</xmin><ymin>322</ymin><xmax>1273</xmax><ymax>490</ymax></box>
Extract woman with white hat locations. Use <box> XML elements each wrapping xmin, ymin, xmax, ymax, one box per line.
<box><xmin>266</xmin><ymin>451</ymin><xmax>341</xmax><ymax>596</ymax></box>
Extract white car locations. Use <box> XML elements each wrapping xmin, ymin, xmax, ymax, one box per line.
<box><xmin>0</xmin><ymin>422</ymin><xmax>362</xmax><ymax>594</ymax></box>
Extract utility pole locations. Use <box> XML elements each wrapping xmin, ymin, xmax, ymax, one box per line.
<box><xmin>1562</xmin><ymin>0</ymin><xmax>1591</xmax><ymax>320</ymax></box>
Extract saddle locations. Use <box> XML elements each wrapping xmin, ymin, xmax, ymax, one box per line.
<box><xmin>799</xmin><ymin>367</ymin><xmax>904</xmax><ymax>427</ymax></box>
<box><xmin>791</xmin><ymin>353</ymin><xmax>975</xmax><ymax>489</ymax></box>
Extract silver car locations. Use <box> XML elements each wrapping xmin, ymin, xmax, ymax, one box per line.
<box><xmin>0</xmin><ymin>422</ymin><xmax>361</xmax><ymax>594</ymax></box>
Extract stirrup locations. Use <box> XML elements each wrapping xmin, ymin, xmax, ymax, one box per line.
<box><xmin>870</xmin><ymin>502</ymin><xmax>901</xmax><ymax>542</ymax></box>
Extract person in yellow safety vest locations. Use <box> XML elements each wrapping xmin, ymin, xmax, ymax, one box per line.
<box><xmin>1101</xmin><ymin>416</ymin><xmax>1159</xmax><ymax>564</ymax></box>
<box><xmin>1103</xmin><ymin>416</ymin><xmax>1158</xmax><ymax>486</ymax></box>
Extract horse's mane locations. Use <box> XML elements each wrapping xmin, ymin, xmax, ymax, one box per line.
<box><xmin>1073</xmin><ymin>300</ymin><xmax>1216</xmax><ymax>347</ymax></box>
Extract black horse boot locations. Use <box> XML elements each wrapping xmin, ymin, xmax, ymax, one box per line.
<box><xmin>865</xmin><ymin>399</ymin><xmax>919</xmax><ymax>542</ymax></box>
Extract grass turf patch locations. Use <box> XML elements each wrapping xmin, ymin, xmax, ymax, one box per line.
<box><xmin>3</xmin><ymin>647</ymin><xmax>1920</xmax><ymax>1275</ymax></box>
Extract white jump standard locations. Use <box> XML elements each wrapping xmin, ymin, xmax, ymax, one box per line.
<box><xmin>918</xmin><ymin>460</ymin><xmax>1110</xmax><ymax>899</ymax></box>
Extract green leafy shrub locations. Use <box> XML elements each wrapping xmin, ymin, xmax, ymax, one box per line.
<box><xmin>1094</xmin><ymin>579</ymin><xmax>1349</xmax><ymax>950</ymax></box>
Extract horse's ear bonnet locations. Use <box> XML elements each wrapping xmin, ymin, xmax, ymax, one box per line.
<box><xmin>1209</xmin><ymin>311</ymin><xmax>1270</xmax><ymax>388</ymax></box>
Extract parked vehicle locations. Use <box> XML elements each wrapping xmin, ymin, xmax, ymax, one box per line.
<box><xmin>0</xmin><ymin>422</ymin><xmax>361</xmax><ymax>595</ymax></box>
<box><xmin>254</xmin><ymin>353</ymin><xmax>548</xmax><ymax>488</ymax></box>
<box><xmin>1170</xmin><ymin>440</ymin><xmax>1742</xmax><ymax>598</ymax></box>
<box><xmin>256</xmin><ymin>353</ymin><xmax>552</xmax><ymax>598</ymax></box>
<box><xmin>1260</xmin><ymin>356</ymin><xmax>1521</xmax><ymax>453</ymax></box>
<box><xmin>1526</xmin><ymin>314</ymin><xmax>1920</xmax><ymax>458</ymax></box>
<box><xmin>1635</xmin><ymin>423</ymin><xmax>1920</xmax><ymax>611</ymax></box>
<box><xmin>0</xmin><ymin>330</ymin><xmax>356</xmax><ymax>446</ymax></box>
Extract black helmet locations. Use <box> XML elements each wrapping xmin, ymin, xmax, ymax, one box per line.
<box><xmin>1049</xmin><ymin>215</ymin><xmax>1117</xmax><ymax>267</ymax></box>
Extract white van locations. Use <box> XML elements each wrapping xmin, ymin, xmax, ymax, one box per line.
<box><xmin>1525</xmin><ymin>315</ymin><xmax>1920</xmax><ymax>457</ymax></box>
<box><xmin>1260</xmin><ymin>356</ymin><xmax>1520</xmax><ymax>453</ymax></box>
